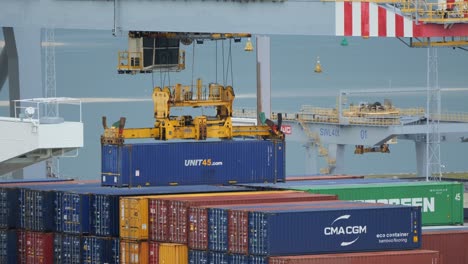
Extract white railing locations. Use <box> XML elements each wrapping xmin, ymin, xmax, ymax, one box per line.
<box><xmin>13</xmin><ymin>97</ymin><xmax>82</xmax><ymax>124</ymax></box>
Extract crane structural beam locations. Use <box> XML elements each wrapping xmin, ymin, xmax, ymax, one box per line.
<box><xmin>1</xmin><ymin>1</ymin><xmax>467</xmax><ymax>38</ymax></box>
<box><xmin>0</xmin><ymin>0</ymin><xmax>335</xmax><ymax>36</ymax></box>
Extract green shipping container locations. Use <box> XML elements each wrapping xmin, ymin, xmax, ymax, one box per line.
<box><xmin>293</xmin><ymin>181</ymin><xmax>464</xmax><ymax>226</ymax></box>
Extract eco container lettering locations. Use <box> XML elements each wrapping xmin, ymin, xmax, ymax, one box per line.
<box><xmin>248</xmin><ymin>202</ymin><xmax>422</xmax><ymax>256</ymax></box>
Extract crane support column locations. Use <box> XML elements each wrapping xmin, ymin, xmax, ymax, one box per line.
<box><xmin>305</xmin><ymin>144</ymin><xmax>319</xmax><ymax>174</ymax></box>
<box><xmin>415</xmin><ymin>140</ymin><xmax>428</xmax><ymax>178</ymax></box>
<box><xmin>256</xmin><ymin>36</ymin><xmax>271</xmax><ymax>124</ymax></box>
<box><xmin>3</xmin><ymin>27</ymin><xmax>43</xmax><ymax>113</ymax></box>
<box><xmin>2</xmin><ymin>27</ymin><xmax>44</xmax><ymax>179</ymax></box>
<box><xmin>0</xmin><ymin>46</ymin><xmax>7</xmax><ymax>92</ymax></box>
<box><xmin>328</xmin><ymin>143</ymin><xmax>345</xmax><ymax>174</ymax></box>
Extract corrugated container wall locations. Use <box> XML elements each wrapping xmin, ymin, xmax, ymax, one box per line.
<box><xmin>61</xmin><ymin>192</ymin><xmax>92</xmax><ymax>234</ymax></box>
<box><xmin>120</xmin><ymin>240</ymin><xmax>148</xmax><ymax>264</ymax></box>
<box><xmin>189</xmin><ymin>250</ymin><xmax>209</xmax><ymax>264</ymax></box>
<box><xmin>149</xmin><ymin>242</ymin><xmax>159</xmax><ymax>264</ymax></box>
<box><xmin>18</xmin><ymin>189</ymin><xmax>56</xmax><ymax>231</ymax></box>
<box><xmin>55</xmin><ymin>233</ymin><xmax>82</xmax><ymax>264</ymax></box>
<box><xmin>93</xmin><ymin>193</ymin><xmax>120</xmax><ymax>237</ymax></box>
<box><xmin>101</xmin><ymin>140</ymin><xmax>285</xmax><ymax>187</ymax></box>
<box><xmin>229</xmin><ymin>254</ymin><xmax>249</xmax><ymax>264</ymax></box>
<box><xmin>82</xmin><ymin>236</ymin><xmax>119</xmax><ymax>264</ymax></box>
<box><xmin>250</xmin><ymin>256</ymin><xmax>267</xmax><ymax>264</ymax></box>
<box><xmin>248</xmin><ymin>203</ymin><xmax>421</xmax><ymax>256</ymax></box>
<box><xmin>207</xmin><ymin>201</ymin><xmax>351</xmax><ymax>253</ymax></box>
<box><xmin>163</xmin><ymin>192</ymin><xmax>336</xmax><ymax>245</ymax></box>
<box><xmin>0</xmin><ymin>188</ymin><xmax>17</xmax><ymax>228</ymax></box>
<box><xmin>301</xmin><ymin>181</ymin><xmax>464</xmax><ymax>225</ymax></box>
<box><xmin>268</xmin><ymin>250</ymin><xmax>440</xmax><ymax>264</ymax></box>
<box><xmin>0</xmin><ymin>229</ymin><xmax>16</xmax><ymax>263</ymax></box>
<box><xmin>17</xmin><ymin>230</ymin><xmax>54</xmax><ymax>264</ymax></box>
<box><xmin>159</xmin><ymin>243</ymin><xmax>188</xmax><ymax>264</ymax></box>
<box><xmin>209</xmin><ymin>252</ymin><xmax>229</xmax><ymax>264</ymax></box>
<box><xmin>422</xmin><ymin>228</ymin><xmax>468</xmax><ymax>264</ymax></box>
<box><xmin>188</xmin><ymin>195</ymin><xmax>337</xmax><ymax>251</ymax></box>
<box><xmin>120</xmin><ymin>196</ymin><xmax>150</xmax><ymax>240</ymax></box>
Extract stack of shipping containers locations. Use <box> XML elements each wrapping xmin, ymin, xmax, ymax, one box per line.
<box><xmin>238</xmin><ymin>179</ymin><xmax>467</xmax><ymax>263</ymax></box>
<box><xmin>0</xmin><ymin>164</ymin><xmax>466</xmax><ymax>263</ymax></box>
<box><xmin>118</xmin><ymin>191</ymin><xmax>338</xmax><ymax>263</ymax></box>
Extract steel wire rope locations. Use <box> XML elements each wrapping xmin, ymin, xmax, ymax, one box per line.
<box><xmin>225</xmin><ymin>39</ymin><xmax>234</xmax><ymax>87</ymax></box>
<box><xmin>191</xmin><ymin>42</ymin><xmax>196</xmax><ymax>93</ymax></box>
<box><xmin>222</xmin><ymin>40</ymin><xmax>226</xmax><ymax>86</ymax></box>
<box><xmin>215</xmin><ymin>41</ymin><xmax>218</xmax><ymax>85</ymax></box>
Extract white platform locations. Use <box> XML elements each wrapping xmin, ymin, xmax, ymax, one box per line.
<box><xmin>0</xmin><ymin>98</ymin><xmax>84</xmax><ymax>175</ymax></box>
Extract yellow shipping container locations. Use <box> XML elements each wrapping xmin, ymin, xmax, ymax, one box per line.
<box><xmin>120</xmin><ymin>240</ymin><xmax>148</xmax><ymax>264</ymax></box>
<box><xmin>119</xmin><ymin>191</ymin><xmax>294</xmax><ymax>240</ymax></box>
<box><xmin>159</xmin><ymin>243</ymin><xmax>188</xmax><ymax>264</ymax></box>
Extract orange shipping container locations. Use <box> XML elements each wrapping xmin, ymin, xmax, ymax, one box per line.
<box><xmin>119</xmin><ymin>191</ymin><xmax>295</xmax><ymax>240</ymax></box>
<box><xmin>159</xmin><ymin>243</ymin><xmax>188</xmax><ymax>264</ymax></box>
<box><xmin>120</xmin><ymin>240</ymin><xmax>148</xmax><ymax>264</ymax></box>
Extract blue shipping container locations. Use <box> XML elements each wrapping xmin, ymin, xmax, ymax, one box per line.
<box><xmin>82</xmin><ymin>236</ymin><xmax>119</xmax><ymax>264</ymax></box>
<box><xmin>230</xmin><ymin>254</ymin><xmax>249</xmax><ymax>264</ymax></box>
<box><xmin>61</xmin><ymin>192</ymin><xmax>92</xmax><ymax>234</ymax></box>
<box><xmin>88</xmin><ymin>184</ymin><xmax>249</xmax><ymax>237</ymax></box>
<box><xmin>209</xmin><ymin>252</ymin><xmax>229</xmax><ymax>264</ymax></box>
<box><xmin>92</xmin><ymin>193</ymin><xmax>120</xmax><ymax>237</ymax></box>
<box><xmin>0</xmin><ymin>229</ymin><xmax>16</xmax><ymax>264</ymax></box>
<box><xmin>15</xmin><ymin>183</ymin><xmax>100</xmax><ymax>232</ymax></box>
<box><xmin>55</xmin><ymin>233</ymin><xmax>81</xmax><ymax>264</ymax></box>
<box><xmin>249</xmin><ymin>256</ymin><xmax>267</xmax><ymax>264</ymax></box>
<box><xmin>207</xmin><ymin>201</ymin><xmax>352</xmax><ymax>253</ymax></box>
<box><xmin>208</xmin><ymin>208</ymin><xmax>229</xmax><ymax>252</ymax></box>
<box><xmin>0</xmin><ymin>188</ymin><xmax>17</xmax><ymax>228</ymax></box>
<box><xmin>101</xmin><ymin>140</ymin><xmax>285</xmax><ymax>187</ymax></box>
<box><xmin>189</xmin><ymin>250</ymin><xmax>209</xmax><ymax>264</ymax></box>
<box><xmin>54</xmin><ymin>232</ymin><xmax>62</xmax><ymax>264</ymax></box>
<box><xmin>18</xmin><ymin>189</ymin><xmax>56</xmax><ymax>231</ymax></box>
<box><xmin>248</xmin><ymin>204</ymin><xmax>421</xmax><ymax>256</ymax></box>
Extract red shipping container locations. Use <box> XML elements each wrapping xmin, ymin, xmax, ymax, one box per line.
<box><xmin>149</xmin><ymin>191</ymin><xmax>336</xmax><ymax>243</ymax></box>
<box><xmin>189</xmin><ymin>199</ymin><xmax>347</xmax><ymax>251</ymax></box>
<box><xmin>268</xmin><ymin>250</ymin><xmax>440</xmax><ymax>264</ymax></box>
<box><xmin>149</xmin><ymin>242</ymin><xmax>159</xmax><ymax>264</ymax></box>
<box><xmin>422</xmin><ymin>228</ymin><xmax>468</xmax><ymax>264</ymax></box>
<box><xmin>149</xmin><ymin>199</ymin><xmax>170</xmax><ymax>242</ymax></box>
<box><xmin>17</xmin><ymin>230</ymin><xmax>54</xmax><ymax>264</ymax></box>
